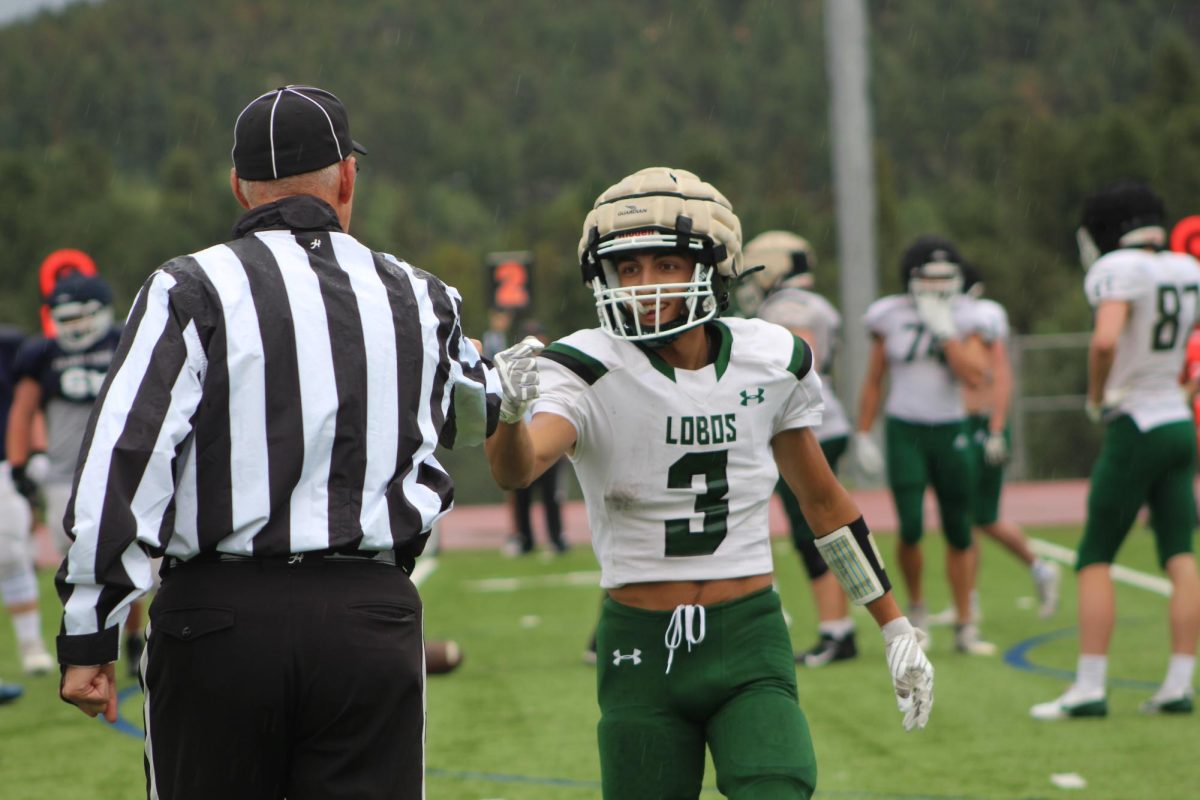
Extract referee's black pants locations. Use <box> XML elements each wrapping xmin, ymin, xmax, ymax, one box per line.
<box><xmin>143</xmin><ymin>557</ymin><xmax>424</xmax><ymax>799</ymax></box>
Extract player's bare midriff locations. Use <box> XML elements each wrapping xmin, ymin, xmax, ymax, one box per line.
<box><xmin>607</xmin><ymin>572</ymin><xmax>774</xmax><ymax>610</ymax></box>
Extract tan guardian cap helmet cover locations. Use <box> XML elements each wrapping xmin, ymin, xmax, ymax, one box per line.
<box><xmin>744</xmin><ymin>230</ymin><xmax>817</xmax><ymax>292</ymax></box>
<box><xmin>578</xmin><ymin>167</ymin><xmax>743</xmax><ymax>342</ymax></box>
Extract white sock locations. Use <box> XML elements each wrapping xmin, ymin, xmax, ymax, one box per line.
<box><xmin>12</xmin><ymin>609</ymin><xmax>43</xmax><ymax>649</ymax></box>
<box><xmin>818</xmin><ymin>617</ymin><xmax>854</xmax><ymax>639</ymax></box>
<box><xmin>1075</xmin><ymin>654</ymin><xmax>1107</xmax><ymax>693</ymax></box>
<box><xmin>1164</xmin><ymin>654</ymin><xmax>1196</xmax><ymax>695</ymax></box>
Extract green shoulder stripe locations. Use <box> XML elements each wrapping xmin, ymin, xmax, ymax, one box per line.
<box><xmin>542</xmin><ymin>342</ymin><xmax>609</xmax><ymax>385</ymax></box>
<box><xmin>788</xmin><ymin>335</ymin><xmax>813</xmax><ymax>380</ymax></box>
<box><xmin>712</xmin><ymin>320</ymin><xmax>733</xmax><ymax>380</ymax></box>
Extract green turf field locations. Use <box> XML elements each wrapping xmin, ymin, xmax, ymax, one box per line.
<box><xmin>1</xmin><ymin>525</ymin><xmax>1196</xmax><ymax>799</ymax></box>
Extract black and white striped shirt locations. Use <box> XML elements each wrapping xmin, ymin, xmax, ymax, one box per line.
<box><xmin>56</xmin><ymin>196</ymin><xmax>499</xmax><ymax>665</ymax></box>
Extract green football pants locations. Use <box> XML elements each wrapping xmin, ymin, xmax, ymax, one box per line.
<box><xmin>965</xmin><ymin>415</ymin><xmax>1008</xmax><ymax>526</ymax></box>
<box><xmin>1079</xmin><ymin>416</ymin><xmax>1197</xmax><ymax>569</ymax></box>
<box><xmin>885</xmin><ymin>416</ymin><xmax>973</xmax><ymax>550</ymax></box>
<box><xmin>596</xmin><ymin>587</ymin><xmax>816</xmax><ymax>799</ymax></box>
<box><xmin>777</xmin><ymin>436</ymin><xmax>849</xmax><ymax>579</ymax></box>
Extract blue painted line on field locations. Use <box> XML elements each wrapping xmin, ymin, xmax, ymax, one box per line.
<box><xmin>426</xmin><ymin>770</ymin><xmax>1015</xmax><ymax>799</ymax></box>
<box><xmin>1004</xmin><ymin>622</ymin><xmax>1170</xmax><ymax>691</ymax></box>
<box><xmin>101</xmin><ymin>684</ymin><xmax>144</xmax><ymax>738</ymax></box>
<box><xmin>427</xmin><ymin>767</ymin><xmax>1008</xmax><ymax>796</ymax></box>
<box><xmin>107</xmin><ymin>690</ymin><xmax>1024</xmax><ymax>798</ymax></box>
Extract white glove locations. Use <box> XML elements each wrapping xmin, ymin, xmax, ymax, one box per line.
<box><xmin>912</xmin><ymin>280</ymin><xmax>960</xmax><ymax>340</ymax></box>
<box><xmin>853</xmin><ymin>431</ymin><xmax>884</xmax><ymax>478</ymax></box>
<box><xmin>493</xmin><ymin>336</ymin><xmax>544</xmax><ymax>424</ymax></box>
<box><xmin>1085</xmin><ymin>399</ymin><xmax>1103</xmax><ymax>424</ymax></box>
<box><xmin>983</xmin><ymin>431</ymin><xmax>1008</xmax><ymax>466</ymax></box>
<box><xmin>25</xmin><ymin>453</ymin><xmax>51</xmax><ymax>485</ymax></box>
<box><xmin>882</xmin><ymin>617</ymin><xmax>934</xmax><ymax>732</ymax></box>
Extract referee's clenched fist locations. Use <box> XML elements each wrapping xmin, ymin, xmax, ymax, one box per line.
<box><xmin>56</xmin><ymin>85</ymin><xmax>500</xmax><ymax>800</ymax></box>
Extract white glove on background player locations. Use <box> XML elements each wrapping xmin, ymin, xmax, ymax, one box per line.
<box><xmin>493</xmin><ymin>336</ymin><xmax>545</xmax><ymax>424</ymax></box>
<box><xmin>882</xmin><ymin>617</ymin><xmax>934</xmax><ymax>731</ymax></box>
<box><xmin>853</xmin><ymin>432</ymin><xmax>884</xmax><ymax>478</ymax></box>
<box><xmin>983</xmin><ymin>431</ymin><xmax>1008</xmax><ymax>466</ymax></box>
<box><xmin>911</xmin><ymin>289</ymin><xmax>957</xmax><ymax>341</ymax></box>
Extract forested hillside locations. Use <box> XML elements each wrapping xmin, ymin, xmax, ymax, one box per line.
<box><xmin>2</xmin><ymin>0</ymin><xmax>1199</xmax><ymax>339</ymax></box>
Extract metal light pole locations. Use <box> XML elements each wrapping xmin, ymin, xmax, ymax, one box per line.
<box><xmin>824</xmin><ymin>0</ymin><xmax>878</xmax><ymax>434</ymax></box>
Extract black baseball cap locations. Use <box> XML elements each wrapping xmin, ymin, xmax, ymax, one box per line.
<box><xmin>232</xmin><ymin>85</ymin><xmax>367</xmax><ymax>181</ymax></box>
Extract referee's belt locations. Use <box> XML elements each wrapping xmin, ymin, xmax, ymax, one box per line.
<box><xmin>164</xmin><ymin>548</ymin><xmax>397</xmax><ymax>571</ymax></box>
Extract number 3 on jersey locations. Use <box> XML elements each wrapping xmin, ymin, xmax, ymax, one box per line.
<box><xmin>665</xmin><ymin>451</ymin><xmax>729</xmax><ymax>556</ymax></box>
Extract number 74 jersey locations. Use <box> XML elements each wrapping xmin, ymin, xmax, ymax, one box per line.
<box><xmin>1085</xmin><ymin>248</ymin><xmax>1200</xmax><ymax>431</ymax></box>
<box><xmin>532</xmin><ymin>318</ymin><xmax>824</xmax><ymax>588</ymax></box>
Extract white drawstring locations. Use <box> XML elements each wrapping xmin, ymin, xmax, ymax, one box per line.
<box><xmin>664</xmin><ymin>604</ymin><xmax>706</xmax><ymax>674</ymax></box>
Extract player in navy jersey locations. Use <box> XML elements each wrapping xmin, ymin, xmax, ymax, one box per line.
<box><xmin>7</xmin><ymin>274</ymin><xmax>146</xmax><ymax>675</ymax></box>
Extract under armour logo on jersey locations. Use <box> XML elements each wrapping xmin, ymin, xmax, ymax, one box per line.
<box><xmin>612</xmin><ymin>649</ymin><xmax>642</xmax><ymax>666</ymax></box>
<box><xmin>309</xmin><ymin>239</ymin><xmax>322</xmax><ymax>250</ymax></box>
<box><xmin>740</xmin><ymin>388</ymin><xmax>765</xmax><ymax>406</ymax></box>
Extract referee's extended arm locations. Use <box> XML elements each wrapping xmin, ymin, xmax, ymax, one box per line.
<box><xmin>58</xmin><ymin>267</ymin><xmax>207</xmax><ymax>711</ymax></box>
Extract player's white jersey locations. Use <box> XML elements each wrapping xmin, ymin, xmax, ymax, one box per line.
<box><xmin>757</xmin><ymin>287</ymin><xmax>851</xmax><ymax>441</ymax></box>
<box><xmin>533</xmin><ymin>318</ymin><xmax>824</xmax><ymax>588</ymax></box>
<box><xmin>973</xmin><ymin>298</ymin><xmax>1009</xmax><ymax>343</ymax></box>
<box><xmin>1085</xmin><ymin>248</ymin><xmax>1200</xmax><ymax>431</ymax></box>
<box><xmin>864</xmin><ymin>294</ymin><xmax>990</xmax><ymax>424</ymax></box>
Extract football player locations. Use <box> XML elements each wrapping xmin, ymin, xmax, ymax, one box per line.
<box><xmin>855</xmin><ymin>236</ymin><xmax>995</xmax><ymax>655</ymax></box>
<box><xmin>486</xmin><ymin>167</ymin><xmax>934</xmax><ymax>799</ymax></box>
<box><xmin>927</xmin><ymin>264</ymin><xmax>1061</xmax><ymax>626</ymax></box>
<box><xmin>7</xmin><ymin>273</ymin><xmax>146</xmax><ymax>676</ymax></box>
<box><xmin>1032</xmin><ymin>182</ymin><xmax>1200</xmax><ymax>719</ymax></box>
<box><xmin>748</xmin><ymin>231</ymin><xmax>857</xmax><ymax>666</ymax></box>
<box><xmin>0</xmin><ymin>323</ymin><xmax>53</xmax><ymax>695</ymax></box>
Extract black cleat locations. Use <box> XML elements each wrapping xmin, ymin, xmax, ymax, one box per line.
<box><xmin>797</xmin><ymin>632</ymin><xmax>858</xmax><ymax>667</ymax></box>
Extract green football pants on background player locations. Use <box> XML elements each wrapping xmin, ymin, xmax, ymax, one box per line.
<box><xmin>885</xmin><ymin>417</ymin><xmax>973</xmax><ymax>550</ymax></box>
<box><xmin>1080</xmin><ymin>417</ymin><xmax>1196</xmax><ymax>568</ymax></box>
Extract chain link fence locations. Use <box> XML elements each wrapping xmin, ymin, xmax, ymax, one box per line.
<box><xmin>1009</xmin><ymin>332</ymin><xmax>1104</xmax><ymax>480</ymax></box>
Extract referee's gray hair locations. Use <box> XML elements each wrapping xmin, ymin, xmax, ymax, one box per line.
<box><xmin>237</xmin><ymin>161</ymin><xmax>342</xmax><ymax>208</ymax></box>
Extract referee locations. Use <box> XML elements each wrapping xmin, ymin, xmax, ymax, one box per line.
<box><xmin>56</xmin><ymin>85</ymin><xmax>499</xmax><ymax>799</ymax></box>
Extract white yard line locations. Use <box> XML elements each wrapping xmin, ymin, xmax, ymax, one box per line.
<box><xmin>411</xmin><ymin>557</ymin><xmax>439</xmax><ymax>588</ymax></box>
<box><xmin>465</xmin><ymin>571</ymin><xmax>602</xmax><ymax>592</ymax></box>
<box><xmin>1030</xmin><ymin>538</ymin><xmax>1171</xmax><ymax>598</ymax></box>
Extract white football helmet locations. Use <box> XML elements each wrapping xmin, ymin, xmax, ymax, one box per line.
<box><xmin>48</xmin><ymin>274</ymin><xmax>114</xmax><ymax>352</ymax></box>
<box><xmin>577</xmin><ymin>167</ymin><xmax>742</xmax><ymax>342</ymax></box>
<box><xmin>744</xmin><ymin>230</ymin><xmax>817</xmax><ymax>293</ymax></box>
<box><xmin>900</xmin><ymin>235</ymin><xmax>964</xmax><ymax>298</ymax></box>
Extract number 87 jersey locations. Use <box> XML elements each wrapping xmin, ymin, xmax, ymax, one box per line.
<box><xmin>532</xmin><ymin>317</ymin><xmax>824</xmax><ymax>588</ymax></box>
<box><xmin>1085</xmin><ymin>247</ymin><xmax>1200</xmax><ymax>430</ymax></box>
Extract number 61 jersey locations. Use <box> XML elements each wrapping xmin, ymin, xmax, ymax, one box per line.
<box><xmin>533</xmin><ymin>317</ymin><xmax>823</xmax><ymax>588</ymax></box>
<box><xmin>13</xmin><ymin>326</ymin><xmax>122</xmax><ymax>485</ymax></box>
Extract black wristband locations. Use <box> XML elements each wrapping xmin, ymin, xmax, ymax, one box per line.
<box><xmin>848</xmin><ymin>516</ymin><xmax>892</xmax><ymax>596</ymax></box>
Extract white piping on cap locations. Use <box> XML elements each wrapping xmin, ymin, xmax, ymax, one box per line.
<box><xmin>267</xmin><ymin>90</ymin><xmax>284</xmax><ymax>179</ymax></box>
<box><xmin>285</xmin><ymin>86</ymin><xmax>344</xmax><ymax>162</ymax></box>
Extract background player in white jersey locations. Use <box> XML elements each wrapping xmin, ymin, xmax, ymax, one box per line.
<box><xmin>7</xmin><ymin>274</ymin><xmax>146</xmax><ymax>676</ymax></box>
<box><xmin>0</xmin><ymin>324</ymin><xmax>54</xmax><ymax>698</ymax></box>
<box><xmin>927</xmin><ymin>264</ymin><xmax>1061</xmax><ymax>626</ymax></box>
<box><xmin>487</xmin><ymin>167</ymin><xmax>934</xmax><ymax>799</ymax></box>
<box><xmin>1033</xmin><ymin>182</ymin><xmax>1200</xmax><ymax>719</ymax></box>
<box><xmin>855</xmin><ymin>236</ymin><xmax>994</xmax><ymax>655</ymax></box>
<box><xmin>748</xmin><ymin>231</ymin><xmax>857</xmax><ymax>667</ymax></box>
